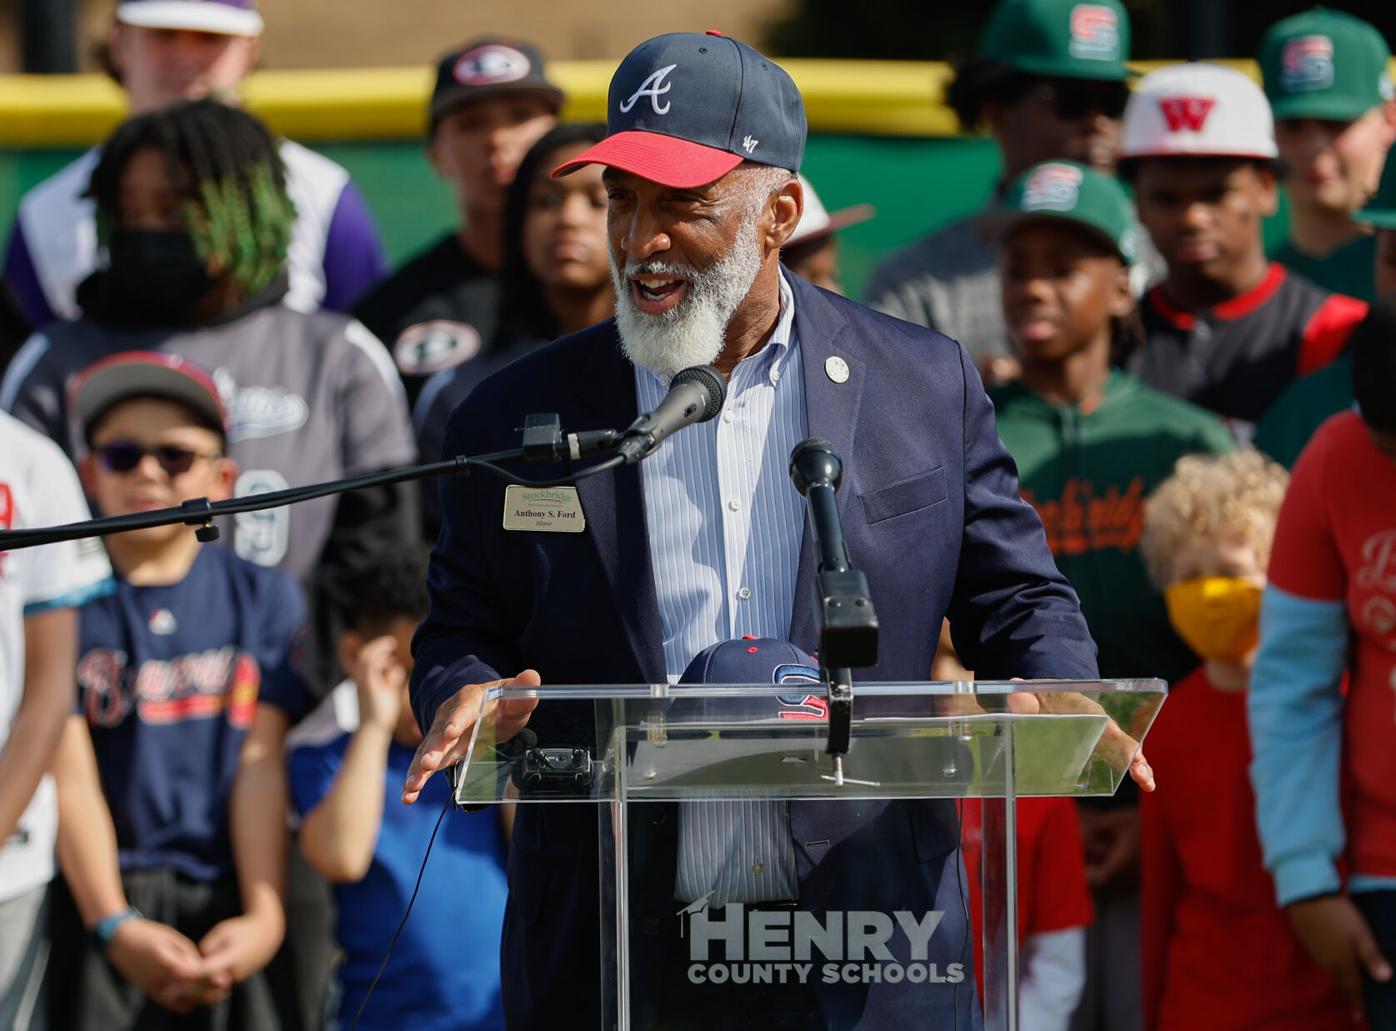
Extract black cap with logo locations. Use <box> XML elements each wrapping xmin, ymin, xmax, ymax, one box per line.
<box><xmin>429</xmin><ymin>37</ymin><xmax>565</xmax><ymax>132</ymax></box>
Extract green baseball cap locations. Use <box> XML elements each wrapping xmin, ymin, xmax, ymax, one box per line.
<box><xmin>1260</xmin><ymin>8</ymin><xmax>1394</xmax><ymax>122</ymax></box>
<box><xmin>982</xmin><ymin>0</ymin><xmax>1132</xmax><ymax>82</ymax></box>
<box><xmin>1355</xmin><ymin>149</ymin><xmax>1396</xmax><ymax>229</ymax></box>
<box><xmin>984</xmin><ymin>160</ymin><xmax>1138</xmax><ymax>262</ymax></box>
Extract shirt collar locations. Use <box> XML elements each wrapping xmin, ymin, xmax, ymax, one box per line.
<box><xmin>733</xmin><ymin>269</ymin><xmax>798</xmax><ymax>380</ymax></box>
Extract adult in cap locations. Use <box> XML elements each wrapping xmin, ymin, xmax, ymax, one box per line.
<box><xmin>353</xmin><ymin>38</ymin><xmax>565</xmax><ymax>405</ymax></box>
<box><xmin>864</xmin><ymin>0</ymin><xmax>1155</xmax><ymax>378</ymax></box>
<box><xmin>1262</xmin><ymin>8</ymin><xmax>1396</xmax><ymax>299</ymax></box>
<box><xmin>402</xmin><ymin>29</ymin><xmax>1147</xmax><ymax>1031</ymax></box>
<box><xmin>1118</xmin><ymin>62</ymin><xmax>1367</xmax><ymax>430</ymax></box>
<box><xmin>2</xmin><ymin>0</ymin><xmax>387</xmax><ymax>328</ymax></box>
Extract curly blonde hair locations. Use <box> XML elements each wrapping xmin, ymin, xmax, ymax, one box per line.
<box><xmin>1139</xmin><ymin>449</ymin><xmax>1290</xmax><ymax>588</ymax></box>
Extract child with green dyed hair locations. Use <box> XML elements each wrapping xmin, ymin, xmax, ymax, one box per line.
<box><xmin>82</xmin><ymin>99</ymin><xmax>297</xmax><ymax>325</ymax></box>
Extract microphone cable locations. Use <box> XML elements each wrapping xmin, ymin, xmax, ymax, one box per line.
<box><xmin>346</xmin><ymin>793</ymin><xmax>451</xmax><ymax>1031</ymax></box>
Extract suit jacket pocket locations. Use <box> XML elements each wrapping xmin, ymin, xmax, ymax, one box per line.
<box><xmin>859</xmin><ymin>467</ymin><xmax>948</xmax><ymax>525</ymax></box>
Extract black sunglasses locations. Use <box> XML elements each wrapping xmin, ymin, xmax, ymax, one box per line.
<box><xmin>1037</xmin><ymin>79</ymin><xmax>1131</xmax><ymax>120</ymax></box>
<box><xmin>96</xmin><ymin>441</ymin><xmax>221</xmax><ymax>477</ymax></box>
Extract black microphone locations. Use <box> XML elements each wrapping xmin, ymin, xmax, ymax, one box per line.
<box><xmin>617</xmin><ymin>365</ymin><xmax>727</xmax><ymax>463</ymax></box>
<box><xmin>789</xmin><ymin>439</ymin><xmax>878</xmax><ymax>670</ymax></box>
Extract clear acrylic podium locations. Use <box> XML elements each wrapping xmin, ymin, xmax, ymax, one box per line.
<box><xmin>451</xmin><ymin>679</ymin><xmax>1166</xmax><ymax>1030</ymax></box>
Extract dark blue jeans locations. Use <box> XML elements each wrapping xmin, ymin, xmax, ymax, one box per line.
<box><xmin>1355</xmin><ymin>890</ymin><xmax>1396</xmax><ymax>1029</ymax></box>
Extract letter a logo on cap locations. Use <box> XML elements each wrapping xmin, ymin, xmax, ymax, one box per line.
<box><xmin>620</xmin><ymin>64</ymin><xmax>678</xmax><ymax>116</ymax></box>
<box><xmin>1158</xmin><ymin>96</ymin><xmax>1215</xmax><ymax>133</ymax></box>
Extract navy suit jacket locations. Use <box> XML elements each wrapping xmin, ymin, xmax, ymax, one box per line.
<box><xmin>411</xmin><ymin>275</ymin><xmax>1098</xmax><ymax>1029</ymax></box>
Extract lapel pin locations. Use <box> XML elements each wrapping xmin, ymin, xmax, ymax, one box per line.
<box><xmin>825</xmin><ymin>356</ymin><xmax>850</xmax><ymax>384</ymax></box>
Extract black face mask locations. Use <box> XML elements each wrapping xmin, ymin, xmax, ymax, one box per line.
<box><xmin>102</xmin><ymin>229</ymin><xmax>218</xmax><ymax>323</ymax></box>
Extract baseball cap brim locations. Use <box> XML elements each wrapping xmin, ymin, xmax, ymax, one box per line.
<box><xmin>552</xmin><ymin>130</ymin><xmax>744</xmax><ymax>189</ymax></box>
<box><xmin>429</xmin><ymin>82</ymin><xmax>565</xmax><ymax>125</ymax></box>
<box><xmin>116</xmin><ymin>2</ymin><xmax>264</xmax><ymax>36</ymax></box>
<box><xmin>1355</xmin><ymin>209</ymin><xmax>1396</xmax><ymax>230</ymax></box>
<box><xmin>1002</xmin><ymin>54</ymin><xmax>1136</xmax><ymax>82</ymax></box>
<box><xmin>980</xmin><ymin>210</ymin><xmax>1128</xmax><ymax>262</ymax></box>
<box><xmin>1120</xmin><ymin>144</ymin><xmax>1279</xmax><ymax>161</ymax></box>
<box><xmin>788</xmin><ymin>203</ymin><xmax>877</xmax><ymax>247</ymax></box>
<box><xmin>71</xmin><ymin>352</ymin><xmax>227</xmax><ymax>436</ymax></box>
<box><xmin>1270</xmin><ymin>93</ymin><xmax>1383</xmax><ymax>124</ymax></box>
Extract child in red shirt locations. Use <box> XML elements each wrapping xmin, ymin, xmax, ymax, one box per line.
<box><xmin>1138</xmin><ymin>449</ymin><xmax>1350</xmax><ymax>1029</ymax></box>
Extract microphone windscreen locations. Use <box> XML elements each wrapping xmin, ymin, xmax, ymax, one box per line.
<box><xmin>671</xmin><ymin>365</ymin><xmax>727</xmax><ymax>421</ymax></box>
<box><xmin>788</xmin><ymin>438</ymin><xmax>842</xmax><ymax>494</ymax></box>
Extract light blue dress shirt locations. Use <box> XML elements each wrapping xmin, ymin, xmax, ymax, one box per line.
<box><xmin>635</xmin><ymin>272</ymin><xmax>807</xmax><ymax>904</ymax></box>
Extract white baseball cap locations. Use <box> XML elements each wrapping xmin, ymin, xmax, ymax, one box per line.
<box><xmin>116</xmin><ymin>1</ymin><xmax>264</xmax><ymax>38</ymax></box>
<box><xmin>1120</xmin><ymin>62</ymin><xmax>1277</xmax><ymax>161</ymax></box>
<box><xmin>787</xmin><ymin>175</ymin><xmax>875</xmax><ymax>248</ymax></box>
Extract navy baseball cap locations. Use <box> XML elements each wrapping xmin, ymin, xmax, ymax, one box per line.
<box><xmin>116</xmin><ymin>0</ymin><xmax>263</xmax><ymax>36</ymax></box>
<box><xmin>553</xmin><ymin>31</ymin><xmax>806</xmax><ymax>189</ymax></box>
<box><xmin>680</xmin><ymin>638</ymin><xmax>820</xmax><ymax>685</ymax></box>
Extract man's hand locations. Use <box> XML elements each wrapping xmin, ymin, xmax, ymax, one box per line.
<box><xmin>197</xmin><ymin>909</ymin><xmax>285</xmax><ymax>989</ymax></box>
<box><xmin>1079</xmin><ymin>805</ymin><xmax>1141</xmax><ymax>892</ymax></box>
<box><xmin>402</xmin><ymin>670</ymin><xmax>541</xmax><ymax>805</ymax></box>
<box><xmin>1288</xmin><ymin>893</ymin><xmax>1392</xmax><ymax>1020</ymax></box>
<box><xmin>351</xmin><ymin>635</ymin><xmax>407</xmax><ymax>734</ymax></box>
<box><xmin>1004</xmin><ymin>685</ymin><xmax>1156</xmax><ymax>791</ymax></box>
<box><xmin>106</xmin><ymin>917</ymin><xmax>206</xmax><ymax>1014</ymax></box>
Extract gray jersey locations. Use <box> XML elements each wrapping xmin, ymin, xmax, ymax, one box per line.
<box><xmin>0</xmin><ymin>303</ymin><xmax>414</xmax><ymax>582</ymax></box>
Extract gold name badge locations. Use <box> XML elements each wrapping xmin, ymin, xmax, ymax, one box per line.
<box><xmin>502</xmin><ymin>485</ymin><xmax>587</xmax><ymax>533</ymax></box>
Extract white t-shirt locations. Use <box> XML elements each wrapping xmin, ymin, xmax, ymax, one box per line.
<box><xmin>0</xmin><ymin>412</ymin><xmax>112</xmax><ymax>900</ymax></box>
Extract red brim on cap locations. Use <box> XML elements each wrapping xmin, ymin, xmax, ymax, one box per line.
<box><xmin>552</xmin><ymin>130</ymin><xmax>744</xmax><ymax>189</ymax></box>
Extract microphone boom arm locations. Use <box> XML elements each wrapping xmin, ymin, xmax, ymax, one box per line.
<box><xmin>0</xmin><ymin>420</ymin><xmax>623</xmax><ymax>552</ymax></box>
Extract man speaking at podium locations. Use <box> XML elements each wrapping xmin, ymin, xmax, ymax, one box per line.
<box><xmin>404</xmin><ymin>31</ymin><xmax>1103</xmax><ymax>1029</ymax></box>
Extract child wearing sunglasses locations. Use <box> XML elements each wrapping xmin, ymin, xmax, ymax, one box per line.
<box><xmin>46</xmin><ymin>351</ymin><xmax>305</xmax><ymax>1029</ymax></box>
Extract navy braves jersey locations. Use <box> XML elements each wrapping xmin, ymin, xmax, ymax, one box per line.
<box><xmin>76</xmin><ymin>545</ymin><xmax>305</xmax><ymax>881</ymax></box>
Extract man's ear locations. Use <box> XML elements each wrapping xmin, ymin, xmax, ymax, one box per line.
<box><xmin>767</xmin><ymin>176</ymin><xmax>804</xmax><ymax>250</ymax></box>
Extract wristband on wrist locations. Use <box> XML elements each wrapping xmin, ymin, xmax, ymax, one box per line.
<box><xmin>90</xmin><ymin>906</ymin><xmax>142</xmax><ymax>953</ymax></box>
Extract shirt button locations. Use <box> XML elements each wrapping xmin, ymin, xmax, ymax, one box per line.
<box><xmin>722</xmin><ymin>410</ymin><xmax>734</xmax><ymax>424</ymax></box>
<box><xmin>752</xmin><ymin>860</ymin><xmax>765</xmax><ymax>875</ymax></box>
<box><xmin>728</xmin><ymin>498</ymin><xmax>742</xmax><ymax>512</ymax></box>
<box><xmin>770</xmin><ymin>368</ymin><xmax>782</xmax><ymax>383</ymax></box>
<box><xmin>737</xmin><ymin>587</ymin><xmax>752</xmax><ymax>601</ymax></box>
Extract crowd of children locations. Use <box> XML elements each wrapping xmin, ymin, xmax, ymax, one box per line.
<box><xmin>0</xmin><ymin>0</ymin><xmax>1395</xmax><ymax>1028</ymax></box>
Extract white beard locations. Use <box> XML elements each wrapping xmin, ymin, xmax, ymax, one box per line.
<box><xmin>611</xmin><ymin>220</ymin><xmax>764</xmax><ymax>381</ymax></box>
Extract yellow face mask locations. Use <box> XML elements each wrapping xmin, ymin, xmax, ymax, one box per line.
<box><xmin>1163</xmin><ymin>576</ymin><xmax>1263</xmax><ymax>663</ymax></box>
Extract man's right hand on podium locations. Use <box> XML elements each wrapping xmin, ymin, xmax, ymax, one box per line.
<box><xmin>401</xmin><ymin>670</ymin><xmax>541</xmax><ymax>804</ymax></box>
